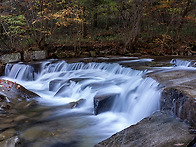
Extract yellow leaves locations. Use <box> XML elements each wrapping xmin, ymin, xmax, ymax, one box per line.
<box><xmin>50</xmin><ymin>6</ymin><xmax>83</xmax><ymax>27</ymax></box>
<box><xmin>162</xmin><ymin>34</ymin><xmax>171</xmax><ymax>40</ymax></box>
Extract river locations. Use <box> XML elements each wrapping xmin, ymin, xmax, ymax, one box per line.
<box><xmin>1</xmin><ymin>57</ymin><xmax>194</xmax><ymax>147</ymax></box>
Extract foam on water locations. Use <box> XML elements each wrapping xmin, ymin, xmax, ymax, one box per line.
<box><xmin>3</xmin><ymin>59</ymin><xmax>162</xmax><ymax>146</ymax></box>
<box><xmin>170</xmin><ymin>59</ymin><xmax>191</xmax><ymax>67</ymax></box>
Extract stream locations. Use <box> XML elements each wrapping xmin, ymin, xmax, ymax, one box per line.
<box><xmin>1</xmin><ymin>57</ymin><xmax>194</xmax><ymax>147</ymax></box>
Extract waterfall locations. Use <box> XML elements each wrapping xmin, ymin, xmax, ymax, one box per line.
<box><xmin>170</xmin><ymin>59</ymin><xmax>192</xmax><ymax>67</ymax></box>
<box><xmin>4</xmin><ymin>59</ymin><xmax>161</xmax><ymax>123</ymax></box>
<box><xmin>3</xmin><ymin>59</ymin><xmax>161</xmax><ymax>146</ymax></box>
<box><xmin>4</xmin><ymin>60</ymin><xmax>145</xmax><ymax>81</ymax></box>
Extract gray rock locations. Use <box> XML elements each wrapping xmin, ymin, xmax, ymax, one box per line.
<box><xmin>49</xmin><ymin>79</ymin><xmax>69</xmax><ymax>92</ymax></box>
<box><xmin>94</xmin><ymin>94</ymin><xmax>118</xmax><ymax>115</ymax></box>
<box><xmin>0</xmin><ymin>79</ymin><xmax>39</xmax><ymax>100</ymax></box>
<box><xmin>22</xmin><ymin>126</ymin><xmax>44</xmax><ymax>141</ymax></box>
<box><xmin>1</xmin><ymin>53</ymin><xmax>21</xmax><ymax>64</ymax></box>
<box><xmin>0</xmin><ymin>124</ymin><xmax>16</xmax><ymax>130</ymax></box>
<box><xmin>95</xmin><ymin>112</ymin><xmax>195</xmax><ymax>147</ymax></box>
<box><xmin>148</xmin><ymin>69</ymin><xmax>196</xmax><ymax>128</ymax></box>
<box><xmin>161</xmin><ymin>88</ymin><xmax>196</xmax><ymax>128</ymax></box>
<box><xmin>24</xmin><ymin>50</ymin><xmax>48</xmax><ymax>61</ymax></box>
<box><xmin>0</xmin><ymin>64</ymin><xmax>4</xmax><ymax>76</ymax></box>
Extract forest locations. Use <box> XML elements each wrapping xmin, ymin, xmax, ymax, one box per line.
<box><xmin>0</xmin><ymin>0</ymin><xmax>196</xmax><ymax>57</ymax></box>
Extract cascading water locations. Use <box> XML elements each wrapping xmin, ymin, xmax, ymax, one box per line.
<box><xmin>170</xmin><ymin>59</ymin><xmax>192</xmax><ymax>67</ymax></box>
<box><xmin>3</xmin><ymin>59</ymin><xmax>161</xmax><ymax>147</ymax></box>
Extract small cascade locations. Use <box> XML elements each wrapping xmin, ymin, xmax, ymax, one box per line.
<box><xmin>4</xmin><ymin>60</ymin><xmax>145</xmax><ymax>81</ymax></box>
<box><xmin>2</xmin><ymin>59</ymin><xmax>162</xmax><ymax>147</ymax></box>
<box><xmin>4</xmin><ymin>60</ymin><xmax>160</xmax><ymax>121</ymax></box>
<box><xmin>112</xmin><ymin>77</ymin><xmax>160</xmax><ymax>124</ymax></box>
<box><xmin>170</xmin><ymin>59</ymin><xmax>191</xmax><ymax>67</ymax></box>
<box><xmin>4</xmin><ymin>62</ymin><xmax>42</xmax><ymax>80</ymax></box>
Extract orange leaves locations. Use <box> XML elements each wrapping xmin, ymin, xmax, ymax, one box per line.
<box><xmin>184</xmin><ymin>16</ymin><xmax>196</xmax><ymax>22</ymax></box>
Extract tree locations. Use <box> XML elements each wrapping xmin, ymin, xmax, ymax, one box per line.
<box><xmin>125</xmin><ymin>0</ymin><xmax>146</xmax><ymax>52</ymax></box>
<box><xmin>0</xmin><ymin>0</ymin><xmax>83</xmax><ymax>50</ymax></box>
<box><xmin>176</xmin><ymin>0</ymin><xmax>196</xmax><ymax>42</ymax></box>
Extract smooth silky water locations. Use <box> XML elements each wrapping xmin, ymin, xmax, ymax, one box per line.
<box><xmin>3</xmin><ymin>57</ymin><xmax>189</xmax><ymax>147</ymax></box>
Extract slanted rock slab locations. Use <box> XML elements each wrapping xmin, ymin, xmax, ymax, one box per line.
<box><xmin>148</xmin><ymin>69</ymin><xmax>196</xmax><ymax>128</ymax></box>
<box><xmin>95</xmin><ymin>112</ymin><xmax>195</xmax><ymax>147</ymax></box>
<box><xmin>0</xmin><ymin>79</ymin><xmax>39</xmax><ymax>99</ymax></box>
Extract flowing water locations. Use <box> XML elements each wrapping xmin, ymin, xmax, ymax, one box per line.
<box><xmin>1</xmin><ymin>57</ymin><xmax>192</xmax><ymax>147</ymax></box>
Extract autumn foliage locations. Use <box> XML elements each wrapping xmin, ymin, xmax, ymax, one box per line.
<box><xmin>0</xmin><ymin>0</ymin><xmax>195</xmax><ymax>56</ymax></box>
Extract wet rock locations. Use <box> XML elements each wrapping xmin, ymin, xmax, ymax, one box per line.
<box><xmin>148</xmin><ymin>69</ymin><xmax>196</xmax><ymax>128</ymax></box>
<box><xmin>0</xmin><ymin>123</ymin><xmax>16</xmax><ymax>130</ymax></box>
<box><xmin>69</xmin><ymin>99</ymin><xmax>86</xmax><ymax>108</ymax></box>
<box><xmin>0</xmin><ymin>129</ymin><xmax>16</xmax><ymax>141</ymax></box>
<box><xmin>0</xmin><ymin>136</ymin><xmax>20</xmax><ymax>147</ymax></box>
<box><xmin>0</xmin><ymin>79</ymin><xmax>38</xmax><ymax>126</ymax></box>
<box><xmin>54</xmin><ymin>99</ymin><xmax>86</xmax><ymax>110</ymax></box>
<box><xmin>54</xmin><ymin>83</ymin><xmax>72</xmax><ymax>97</ymax></box>
<box><xmin>22</xmin><ymin>126</ymin><xmax>45</xmax><ymax>142</ymax></box>
<box><xmin>190</xmin><ymin>60</ymin><xmax>196</xmax><ymax>67</ymax></box>
<box><xmin>1</xmin><ymin>53</ymin><xmax>21</xmax><ymax>64</ymax></box>
<box><xmin>0</xmin><ymin>64</ymin><xmax>4</xmax><ymax>76</ymax></box>
<box><xmin>161</xmin><ymin>88</ymin><xmax>196</xmax><ymax>128</ymax></box>
<box><xmin>68</xmin><ymin>78</ymin><xmax>89</xmax><ymax>83</ymax></box>
<box><xmin>13</xmin><ymin>100</ymin><xmax>37</xmax><ymax>111</ymax></box>
<box><xmin>14</xmin><ymin>115</ymin><xmax>28</xmax><ymax>122</ymax></box>
<box><xmin>95</xmin><ymin>112</ymin><xmax>195</xmax><ymax>147</ymax></box>
<box><xmin>94</xmin><ymin>94</ymin><xmax>118</xmax><ymax>115</ymax></box>
<box><xmin>24</xmin><ymin>50</ymin><xmax>48</xmax><ymax>61</ymax></box>
<box><xmin>0</xmin><ymin>79</ymin><xmax>39</xmax><ymax>100</ymax></box>
<box><xmin>49</xmin><ymin>80</ymin><xmax>69</xmax><ymax>92</ymax></box>
<box><xmin>21</xmin><ymin>122</ymin><xmax>77</xmax><ymax>147</ymax></box>
<box><xmin>50</xmin><ymin>141</ymin><xmax>78</xmax><ymax>147</ymax></box>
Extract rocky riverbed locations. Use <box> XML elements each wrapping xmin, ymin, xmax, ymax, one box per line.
<box><xmin>0</xmin><ymin>57</ymin><xmax>196</xmax><ymax>147</ymax></box>
<box><xmin>95</xmin><ymin>59</ymin><xmax>196</xmax><ymax>147</ymax></box>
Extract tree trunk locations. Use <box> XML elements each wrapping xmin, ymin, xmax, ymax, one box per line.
<box><xmin>93</xmin><ymin>12</ymin><xmax>98</xmax><ymax>28</ymax></box>
<box><xmin>125</xmin><ymin>0</ymin><xmax>145</xmax><ymax>52</ymax></box>
<box><xmin>82</xmin><ymin>2</ymin><xmax>87</xmax><ymax>39</ymax></box>
<box><xmin>105</xmin><ymin>6</ymin><xmax>110</xmax><ymax>30</ymax></box>
<box><xmin>176</xmin><ymin>0</ymin><xmax>195</xmax><ymax>42</ymax></box>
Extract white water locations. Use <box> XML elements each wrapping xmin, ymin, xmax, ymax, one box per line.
<box><xmin>3</xmin><ymin>60</ymin><xmax>161</xmax><ymax>146</ymax></box>
<box><xmin>170</xmin><ymin>59</ymin><xmax>192</xmax><ymax>67</ymax></box>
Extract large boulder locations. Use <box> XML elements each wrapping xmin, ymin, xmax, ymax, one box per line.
<box><xmin>94</xmin><ymin>94</ymin><xmax>118</xmax><ymax>115</ymax></box>
<box><xmin>1</xmin><ymin>53</ymin><xmax>21</xmax><ymax>64</ymax></box>
<box><xmin>0</xmin><ymin>79</ymin><xmax>39</xmax><ymax>100</ymax></box>
<box><xmin>95</xmin><ymin>112</ymin><xmax>195</xmax><ymax>147</ymax></box>
<box><xmin>148</xmin><ymin>69</ymin><xmax>196</xmax><ymax>128</ymax></box>
<box><xmin>161</xmin><ymin>88</ymin><xmax>196</xmax><ymax>128</ymax></box>
<box><xmin>0</xmin><ymin>79</ymin><xmax>38</xmax><ymax>115</ymax></box>
<box><xmin>24</xmin><ymin>50</ymin><xmax>48</xmax><ymax>61</ymax></box>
